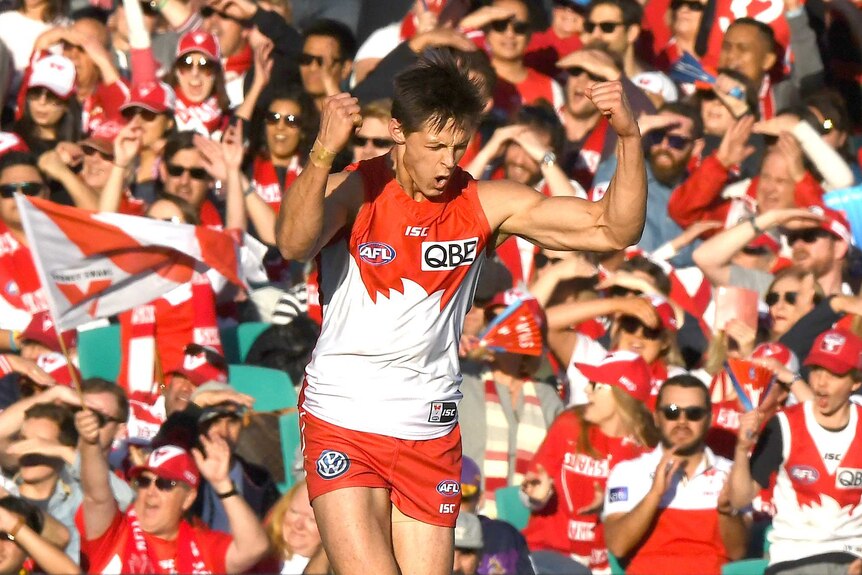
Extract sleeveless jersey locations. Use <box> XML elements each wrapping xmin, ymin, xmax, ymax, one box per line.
<box><xmin>302</xmin><ymin>155</ymin><xmax>493</xmax><ymax>439</ymax></box>
<box><xmin>769</xmin><ymin>402</ymin><xmax>862</xmax><ymax>564</ymax></box>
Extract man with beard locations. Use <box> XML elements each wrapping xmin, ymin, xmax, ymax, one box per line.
<box><xmin>603</xmin><ymin>375</ymin><xmax>748</xmax><ymax>575</ymax></box>
<box><xmin>596</xmin><ymin>102</ymin><xmax>704</xmax><ymax>266</ymax></box>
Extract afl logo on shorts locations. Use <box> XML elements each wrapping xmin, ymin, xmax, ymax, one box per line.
<box><xmin>437</xmin><ymin>480</ymin><xmax>460</xmax><ymax>497</ymax></box>
<box><xmin>316</xmin><ymin>450</ymin><xmax>350</xmax><ymax>479</ymax></box>
<box><xmin>358</xmin><ymin>242</ymin><xmax>396</xmax><ymax>265</ymax></box>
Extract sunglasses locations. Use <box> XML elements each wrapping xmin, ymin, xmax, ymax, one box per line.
<box><xmin>583</xmin><ymin>20</ymin><xmax>626</xmax><ymax>34</ymax></box>
<box><xmin>741</xmin><ymin>245</ymin><xmax>770</xmax><ymax>256</ymax></box>
<box><xmin>648</xmin><ymin>130</ymin><xmax>693</xmax><ymax>151</ymax></box>
<box><xmin>121</xmin><ymin>107</ymin><xmax>160</xmax><ymax>122</ymax></box>
<box><xmin>265</xmin><ymin>111</ymin><xmax>301</xmax><ymax>127</ymax></box>
<box><xmin>92</xmin><ymin>409</ymin><xmax>125</xmax><ymax>427</ymax></box>
<box><xmin>166</xmin><ymin>164</ymin><xmax>209</xmax><ymax>180</ymax></box>
<box><xmin>177</xmin><ymin>55</ymin><xmax>216</xmax><ymax>75</ymax></box>
<box><xmin>0</xmin><ymin>182</ymin><xmax>44</xmax><ymax>198</ymax></box>
<box><xmin>299</xmin><ymin>53</ymin><xmax>341</xmax><ymax>67</ymax></box>
<box><xmin>27</xmin><ymin>86</ymin><xmax>65</xmax><ymax>106</ymax></box>
<box><xmin>659</xmin><ymin>403</ymin><xmax>709</xmax><ymax>422</ymax></box>
<box><xmin>353</xmin><ymin>135</ymin><xmax>394</xmax><ymax>148</ymax></box>
<box><xmin>618</xmin><ymin>315</ymin><xmax>663</xmax><ymax>340</ymax></box>
<box><xmin>83</xmin><ymin>146</ymin><xmax>113</xmax><ymax>161</ymax></box>
<box><xmin>565</xmin><ymin>66</ymin><xmax>607</xmax><ymax>83</ymax></box>
<box><xmin>609</xmin><ymin>286</ymin><xmax>642</xmax><ymax>298</ymax></box>
<box><xmin>488</xmin><ymin>18</ymin><xmax>531</xmax><ymax>35</ymax></box>
<box><xmin>131</xmin><ymin>475</ymin><xmax>180</xmax><ymax>492</ymax></box>
<box><xmin>782</xmin><ymin>228</ymin><xmax>831</xmax><ymax>245</ymax></box>
<box><xmin>765</xmin><ymin>291</ymin><xmax>797</xmax><ymax>306</ymax></box>
<box><xmin>671</xmin><ymin>0</ymin><xmax>706</xmax><ymax>10</ymax></box>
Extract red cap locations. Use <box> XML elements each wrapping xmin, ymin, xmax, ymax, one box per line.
<box><xmin>120</xmin><ymin>81</ymin><xmax>176</xmax><ymax>114</ymax></box>
<box><xmin>80</xmin><ymin>120</ymin><xmax>123</xmax><ymax>157</ymax></box>
<box><xmin>803</xmin><ymin>205</ymin><xmax>852</xmax><ymax>244</ymax></box>
<box><xmin>804</xmin><ymin>329</ymin><xmax>862</xmax><ymax>375</ymax></box>
<box><xmin>171</xmin><ymin>343</ymin><xmax>228</xmax><ymax>386</ymax></box>
<box><xmin>129</xmin><ymin>444</ymin><xmax>200</xmax><ymax>488</ymax></box>
<box><xmin>751</xmin><ymin>342</ymin><xmax>799</xmax><ymax>373</ymax></box>
<box><xmin>575</xmin><ymin>350</ymin><xmax>652</xmax><ymax>404</ymax></box>
<box><xmin>645</xmin><ymin>294</ymin><xmax>679</xmax><ymax>333</ymax></box>
<box><xmin>176</xmin><ymin>31</ymin><xmax>221</xmax><ymax>61</ymax></box>
<box><xmin>746</xmin><ymin>232</ymin><xmax>780</xmax><ymax>254</ymax></box>
<box><xmin>20</xmin><ymin>311</ymin><xmax>77</xmax><ymax>353</ymax></box>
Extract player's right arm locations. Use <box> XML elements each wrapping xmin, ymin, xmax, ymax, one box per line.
<box><xmin>277</xmin><ymin>93</ymin><xmax>364</xmax><ymax>262</ymax></box>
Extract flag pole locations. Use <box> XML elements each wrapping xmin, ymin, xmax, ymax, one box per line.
<box><xmin>53</xmin><ymin>322</ymin><xmax>83</xmax><ymax>399</ymax></box>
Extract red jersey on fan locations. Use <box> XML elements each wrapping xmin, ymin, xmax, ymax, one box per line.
<box><xmin>251</xmin><ymin>153</ymin><xmax>302</xmax><ymax>213</ymax></box>
<box><xmin>492</xmin><ymin>69</ymin><xmax>564</xmax><ymax>118</ymax></box>
<box><xmin>525</xmin><ymin>28</ymin><xmax>583</xmax><ymax>78</ymax></box>
<box><xmin>0</xmin><ymin>221</ymin><xmax>48</xmax><ymax>320</ymax></box>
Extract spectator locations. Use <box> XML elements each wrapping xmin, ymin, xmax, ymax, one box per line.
<box><xmin>352</xmin><ymin>98</ymin><xmax>394</xmax><ymax>163</ymax></box>
<box><xmin>524</xmin><ymin>0</ymin><xmax>586</xmax><ymax>78</ymax></box>
<box><xmin>460</xmin><ymin>456</ymin><xmax>534</xmax><ymax>575</ymax></box>
<box><xmin>78</xmin><ymin>432</ymin><xmax>269</xmax><ymax>572</ymax></box>
<box><xmin>454</xmin><ymin>512</ymin><xmax>485</xmax><ymax>575</ymax></box>
<box><xmin>0</xmin><ymin>0</ymin><xmax>62</xmax><ymax>96</ymax></box>
<box><xmin>729</xmin><ymin>328</ymin><xmax>862</xmax><ymax>573</ymax></box>
<box><xmin>299</xmin><ymin>19</ymin><xmax>356</xmax><ymax>112</ymax></box>
<box><xmin>263</xmin><ymin>480</ymin><xmax>322</xmax><ymax>574</ymax></box>
<box><xmin>188</xmin><ymin>382</ymin><xmax>280</xmax><ymax>532</ymax></box>
<box><xmin>523</xmin><ymin>351</ymin><xmax>658</xmax><ymax>574</ymax></box>
<box><xmin>200</xmin><ymin>3</ymin><xmax>251</xmax><ymax>106</ymax></box>
<box><xmin>159</xmin><ymin>130</ymin><xmax>221</xmax><ymax>225</ymax></box>
<box><xmin>603</xmin><ymin>374</ymin><xmax>748</xmax><ymax>574</ymax></box>
<box><xmin>0</xmin><ymin>495</ymin><xmax>80</xmax><ymax>575</ymax></box>
<box><xmin>167</xmin><ymin>31</ymin><xmax>230</xmax><ymax>136</ymax></box>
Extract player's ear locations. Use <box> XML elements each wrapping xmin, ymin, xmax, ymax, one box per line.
<box><xmin>390</xmin><ymin>119</ymin><xmax>406</xmax><ymax>145</ymax></box>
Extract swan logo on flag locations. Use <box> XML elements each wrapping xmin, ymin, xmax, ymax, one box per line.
<box><xmin>316</xmin><ymin>450</ymin><xmax>350</xmax><ymax>479</ymax></box>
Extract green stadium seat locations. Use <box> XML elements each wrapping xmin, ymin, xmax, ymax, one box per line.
<box><xmin>494</xmin><ymin>485</ymin><xmax>530</xmax><ymax>530</ymax></box>
<box><xmin>77</xmin><ymin>324</ymin><xmax>121</xmax><ymax>381</ymax></box>
<box><xmin>722</xmin><ymin>558</ymin><xmax>768</xmax><ymax>575</ymax></box>
<box><xmin>228</xmin><ymin>364</ymin><xmax>296</xmax><ymax>412</ymax></box>
<box><xmin>278</xmin><ymin>411</ymin><xmax>301</xmax><ymax>493</ymax></box>
<box><xmin>220</xmin><ymin>322</ymin><xmax>270</xmax><ymax>364</ymax></box>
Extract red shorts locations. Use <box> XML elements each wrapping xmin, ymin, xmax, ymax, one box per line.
<box><xmin>300</xmin><ymin>409</ymin><xmax>462</xmax><ymax>527</ymax></box>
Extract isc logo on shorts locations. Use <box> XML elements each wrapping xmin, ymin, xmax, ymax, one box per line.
<box><xmin>358</xmin><ymin>242</ymin><xmax>396</xmax><ymax>265</ymax></box>
<box><xmin>429</xmin><ymin>401</ymin><xmax>457</xmax><ymax>423</ymax></box>
<box><xmin>437</xmin><ymin>479</ymin><xmax>460</xmax><ymax>497</ymax></box>
<box><xmin>316</xmin><ymin>450</ymin><xmax>350</xmax><ymax>479</ymax></box>
<box><xmin>789</xmin><ymin>465</ymin><xmax>819</xmax><ymax>484</ymax></box>
<box><xmin>836</xmin><ymin>467</ymin><xmax>862</xmax><ymax>489</ymax></box>
<box><xmin>421</xmin><ymin>238</ymin><xmax>478</xmax><ymax>271</ymax></box>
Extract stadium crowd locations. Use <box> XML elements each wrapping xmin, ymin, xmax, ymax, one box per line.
<box><xmin>0</xmin><ymin>0</ymin><xmax>859</xmax><ymax>572</ymax></box>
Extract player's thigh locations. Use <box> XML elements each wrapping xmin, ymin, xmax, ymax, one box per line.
<box><xmin>391</xmin><ymin>504</ymin><xmax>455</xmax><ymax>575</ymax></box>
<box><xmin>312</xmin><ymin>486</ymin><xmax>398</xmax><ymax>575</ymax></box>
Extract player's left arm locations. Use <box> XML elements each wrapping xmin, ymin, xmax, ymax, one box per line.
<box><xmin>482</xmin><ymin>82</ymin><xmax>645</xmax><ymax>252</ymax></box>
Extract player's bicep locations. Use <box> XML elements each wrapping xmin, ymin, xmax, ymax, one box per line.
<box><xmin>315</xmin><ymin>170</ymin><xmax>363</xmax><ymax>255</ymax></box>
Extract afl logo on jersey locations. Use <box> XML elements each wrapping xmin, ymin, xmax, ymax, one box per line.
<box><xmin>789</xmin><ymin>465</ymin><xmax>819</xmax><ymax>484</ymax></box>
<box><xmin>358</xmin><ymin>242</ymin><xmax>396</xmax><ymax>265</ymax></box>
<box><xmin>316</xmin><ymin>450</ymin><xmax>350</xmax><ymax>479</ymax></box>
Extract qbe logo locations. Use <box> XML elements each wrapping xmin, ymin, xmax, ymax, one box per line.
<box><xmin>421</xmin><ymin>238</ymin><xmax>478</xmax><ymax>271</ymax></box>
<box><xmin>316</xmin><ymin>450</ymin><xmax>350</xmax><ymax>479</ymax></box>
<box><xmin>437</xmin><ymin>479</ymin><xmax>460</xmax><ymax>497</ymax></box>
<box><xmin>358</xmin><ymin>242</ymin><xmax>396</xmax><ymax>266</ymax></box>
<box><xmin>789</xmin><ymin>465</ymin><xmax>819</xmax><ymax>485</ymax></box>
<box><xmin>428</xmin><ymin>401</ymin><xmax>457</xmax><ymax>423</ymax></box>
<box><xmin>836</xmin><ymin>467</ymin><xmax>862</xmax><ymax>489</ymax></box>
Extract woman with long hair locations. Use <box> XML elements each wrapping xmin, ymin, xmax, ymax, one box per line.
<box><xmin>522</xmin><ymin>351</ymin><xmax>659</xmax><ymax>575</ymax></box>
<box><xmin>167</xmin><ymin>31</ymin><xmax>230</xmax><ymax>136</ymax></box>
<box><xmin>264</xmin><ymin>480</ymin><xmax>322</xmax><ymax>574</ymax></box>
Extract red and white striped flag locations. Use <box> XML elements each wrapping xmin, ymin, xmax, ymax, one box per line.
<box><xmin>17</xmin><ymin>196</ymin><xmax>243</xmax><ymax>331</ymax></box>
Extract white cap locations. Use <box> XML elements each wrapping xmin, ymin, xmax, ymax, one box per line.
<box><xmin>632</xmin><ymin>71</ymin><xmax>679</xmax><ymax>103</ymax></box>
<box><xmin>454</xmin><ymin>512</ymin><xmax>483</xmax><ymax>550</ymax></box>
<box><xmin>28</xmin><ymin>54</ymin><xmax>76</xmax><ymax>100</ymax></box>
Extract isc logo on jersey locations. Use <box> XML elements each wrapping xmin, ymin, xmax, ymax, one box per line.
<box><xmin>836</xmin><ymin>467</ymin><xmax>862</xmax><ymax>489</ymax></box>
<box><xmin>421</xmin><ymin>238</ymin><xmax>478</xmax><ymax>271</ymax></box>
<box><xmin>358</xmin><ymin>242</ymin><xmax>396</xmax><ymax>266</ymax></box>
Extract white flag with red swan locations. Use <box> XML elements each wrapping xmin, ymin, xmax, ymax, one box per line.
<box><xmin>17</xmin><ymin>195</ymin><xmax>243</xmax><ymax>331</ymax></box>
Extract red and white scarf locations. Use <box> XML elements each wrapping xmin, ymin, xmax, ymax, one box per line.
<box><xmin>125</xmin><ymin>508</ymin><xmax>210</xmax><ymax>574</ymax></box>
<box><xmin>174</xmin><ymin>92</ymin><xmax>224</xmax><ymax>136</ymax></box>
<box><xmin>482</xmin><ymin>371</ymin><xmax>548</xmax><ymax>517</ymax></box>
<box><xmin>251</xmin><ymin>153</ymin><xmax>302</xmax><ymax>213</ymax></box>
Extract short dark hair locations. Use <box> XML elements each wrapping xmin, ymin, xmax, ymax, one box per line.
<box><xmin>163</xmin><ymin>130</ymin><xmax>196</xmax><ymax>163</ymax></box>
<box><xmin>0</xmin><ymin>151</ymin><xmax>41</xmax><ymax>178</ymax></box>
<box><xmin>82</xmin><ymin>377</ymin><xmax>129</xmax><ymax>423</ymax></box>
<box><xmin>727</xmin><ymin>17</ymin><xmax>777</xmax><ymax>53</ymax></box>
<box><xmin>24</xmin><ymin>403</ymin><xmax>78</xmax><ymax>447</ymax></box>
<box><xmin>515</xmin><ymin>101</ymin><xmax>566</xmax><ymax>156</ymax></box>
<box><xmin>246</xmin><ymin>316</ymin><xmax>320</xmax><ymax>385</ymax></box>
<box><xmin>392</xmin><ymin>49</ymin><xmax>485</xmax><ymax>136</ymax></box>
<box><xmin>658</xmin><ymin>101</ymin><xmax>704</xmax><ymax>140</ymax></box>
<box><xmin>656</xmin><ymin>374</ymin><xmax>711</xmax><ymax>412</ymax></box>
<box><xmin>303</xmin><ymin>19</ymin><xmax>357</xmax><ymax>61</ymax></box>
<box><xmin>618</xmin><ymin>255</ymin><xmax>672</xmax><ymax>296</ymax></box>
<box><xmin>587</xmin><ymin>0</ymin><xmax>644</xmax><ymax>26</ymax></box>
<box><xmin>0</xmin><ymin>495</ymin><xmax>43</xmax><ymax>534</ymax></box>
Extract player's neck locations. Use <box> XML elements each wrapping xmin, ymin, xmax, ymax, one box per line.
<box><xmin>815</xmin><ymin>401</ymin><xmax>852</xmax><ymax>431</ymax></box>
<box><xmin>392</xmin><ymin>147</ymin><xmax>425</xmax><ymax>202</ymax></box>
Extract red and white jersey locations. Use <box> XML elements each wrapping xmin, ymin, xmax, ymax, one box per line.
<box><xmin>302</xmin><ymin>156</ymin><xmax>493</xmax><ymax>439</ymax></box>
<box><xmin>603</xmin><ymin>446</ymin><xmax>732</xmax><ymax>575</ymax></box>
<box><xmin>769</xmin><ymin>402</ymin><xmax>862</xmax><ymax>565</ymax></box>
<box><xmin>0</xmin><ymin>222</ymin><xmax>48</xmax><ymax>330</ymax></box>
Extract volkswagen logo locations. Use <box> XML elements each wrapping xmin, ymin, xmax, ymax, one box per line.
<box><xmin>316</xmin><ymin>450</ymin><xmax>350</xmax><ymax>479</ymax></box>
